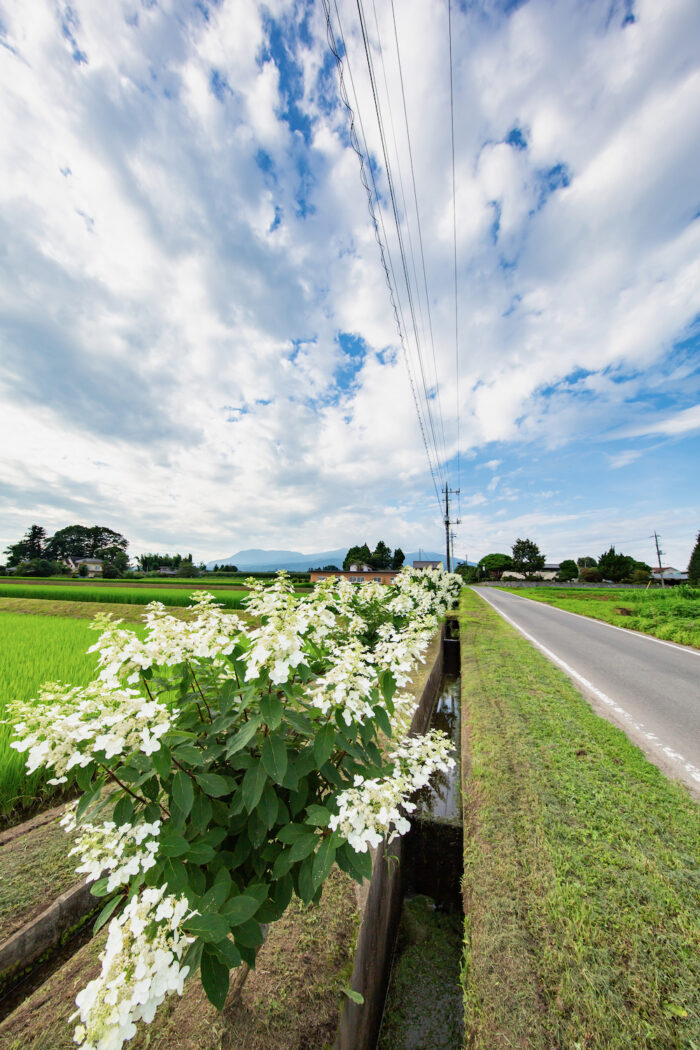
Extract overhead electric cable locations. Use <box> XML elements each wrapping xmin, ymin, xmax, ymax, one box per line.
<box><xmin>321</xmin><ymin>0</ymin><xmax>443</xmax><ymax>510</ymax></box>
<box><xmin>354</xmin><ymin>0</ymin><xmax>447</xmax><ymax>490</ymax></box>
<box><xmin>388</xmin><ymin>0</ymin><xmax>448</xmax><ymax>468</ymax></box>
<box><xmin>448</xmin><ymin>0</ymin><xmax>462</xmax><ymax>498</ymax></box>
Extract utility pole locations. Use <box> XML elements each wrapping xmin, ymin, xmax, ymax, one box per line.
<box><xmin>443</xmin><ymin>484</ymin><xmax>461</xmax><ymax>572</ymax></box>
<box><xmin>653</xmin><ymin>531</ymin><xmax>665</xmax><ymax>589</ymax></box>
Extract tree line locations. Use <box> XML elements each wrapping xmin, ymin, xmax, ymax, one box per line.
<box><xmin>2</xmin><ymin>524</ymin><xmax>129</xmax><ymax>578</ymax></box>
<box><xmin>454</xmin><ymin>537</ymin><xmax>655</xmax><ymax>584</ymax></box>
<box><xmin>341</xmin><ymin>541</ymin><xmax>405</xmax><ymax>571</ymax></box>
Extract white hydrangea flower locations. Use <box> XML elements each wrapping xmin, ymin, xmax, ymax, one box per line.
<box><xmin>72</xmin><ymin>886</ymin><xmax>193</xmax><ymax>1050</ymax></box>
<box><xmin>61</xmin><ymin>807</ymin><xmax>161</xmax><ymax>892</ymax></box>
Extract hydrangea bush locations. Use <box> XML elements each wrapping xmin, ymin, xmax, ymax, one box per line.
<box><xmin>10</xmin><ymin>567</ymin><xmax>460</xmax><ymax>1050</ymax></box>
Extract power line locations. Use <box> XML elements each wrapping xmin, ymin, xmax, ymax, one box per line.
<box><xmin>353</xmin><ymin>0</ymin><xmax>447</xmax><ymax>490</ymax></box>
<box><xmin>388</xmin><ymin>0</ymin><xmax>448</xmax><ymax>469</ymax></box>
<box><xmin>321</xmin><ymin>0</ymin><xmax>444</xmax><ymax>510</ymax></box>
<box><xmin>448</xmin><ymin>0</ymin><xmax>462</xmax><ymax>498</ymax></box>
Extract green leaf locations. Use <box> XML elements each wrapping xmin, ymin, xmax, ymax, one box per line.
<box><xmin>287</xmin><ymin>832</ymin><xmax>318</xmax><ymax>864</ymax></box>
<box><xmin>172</xmin><ymin>743</ymin><xmax>205</xmax><ymax>767</ymax></box>
<box><xmin>196</xmin><ymin>773</ymin><xmax>234</xmax><ymax>798</ymax></box>
<box><xmin>75</xmin><ymin>780</ymin><xmax>101</xmax><ymax>820</ymax></box>
<box><xmin>222</xmin><ymin>894</ymin><xmax>261</xmax><ymax>926</ymax></box>
<box><xmin>232</xmin><ymin>918</ymin><xmax>264</xmax><ymax>948</ymax></box>
<box><xmin>190</xmin><ymin>791</ymin><xmax>213</xmax><ymax>835</ymax></box>
<box><xmin>305</xmin><ymin>805</ymin><xmax>331</xmax><ymax>827</ymax></box>
<box><xmin>159</xmin><ymin>833</ymin><xmax>190</xmax><ymax>858</ymax></box>
<box><xmin>289</xmin><ymin>778</ymin><xmax>309</xmax><ymax>815</ymax></box>
<box><xmin>297</xmin><ymin>855</ymin><xmax>315</xmax><ymax>903</ymax></box>
<box><xmin>213</xmin><ymin>937</ymin><xmax>241</xmax><ymax>969</ymax></box>
<box><xmin>379</xmin><ymin>670</ymin><xmax>396</xmax><ymax>705</ymax></box>
<box><xmin>112</xmin><ymin>794</ymin><xmax>134</xmax><ymax>827</ymax></box>
<box><xmin>247</xmin><ymin>811</ymin><xmax>267</xmax><ymax>850</ymax></box>
<box><xmin>201</xmin><ymin>880</ymin><xmax>229</xmax><ymax>911</ymax></box>
<box><xmin>172</xmin><ymin>770</ymin><xmax>194</xmax><ymax>816</ymax></box>
<box><xmin>187</xmin><ymin>840</ymin><xmax>217</xmax><ymax>865</ymax></box>
<box><xmin>163</xmin><ymin>858</ymin><xmax>188</xmax><ymax>893</ymax></box>
<box><xmin>277</xmin><ymin>823</ymin><xmax>311</xmax><ymax>844</ymax></box>
<box><xmin>93</xmin><ymin>894</ymin><xmax>122</xmax><ymax>933</ymax></box>
<box><xmin>285</xmin><ymin>710</ymin><xmax>314</xmax><ymax>736</ymax></box>
<box><xmin>374</xmin><ymin>705</ymin><xmax>392</xmax><ymax>738</ymax></box>
<box><xmin>256</xmin><ymin>874</ymin><xmax>293</xmax><ymax>923</ymax></box>
<box><xmin>187</xmin><ymin>864</ymin><xmax>207</xmax><ymax>896</ymax></box>
<box><xmin>312</xmin><ymin>837</ymin><xmax>336</xmax><ymax>890</ymax></box>
<box><xmin>260</xmin><ymin>693</ymin><xmax>283</xmax><ymax>730</ymax></box>
<box><xmin>257</xmin><ymin>782</ymin><xmax>279</xmax><ymax>830</ymax></box>
<box><xmin>185</xmin><ymin>913</ymin><xmax>231</xmax><ymax>943</ymax></box>
<box><xmin>242</xmin><ymin>761</ymin><xmax>267</xmax><ymax>812</ymax></box>
<box><xmin>229</xmin><ymin>834</ymin><xmax>252</xmax><ymax>870</ymax></box>
<box><xmin>151</xmin><ymin>744</ymin><xmax>171</xmax><ymax>781</ymax></box>
<box><xmin>225</xmin><ymin>716</ymin><xmax>261</xmax><ymax>757</ymax></box>
<box><xmin>337</xmin><ymin>843</ymin><xmax>372</xmax><ymax>882</ymax></box>
<box><xmin>201</xmin><ymin>949</ymin><xmax>230</xmax><ymax>1010</ymax></box>
<box><xmin>313</xmin><ymin>724</ymin><xmax>335</xmax><ymax>766</ymax></box>
<box><xmin>89</xmin><ymin>877</ymin><xmax>111</xmax><ymax>898</ymax></box>
<box><xmin>261</xmin><ymin>735</ymin><xmax>287</xmax><ymax>785</ymax></box>
<box><xmin>343</xmin><ymin>988</ymin><xmax>364</xmax><ymax>1005</ymax></box>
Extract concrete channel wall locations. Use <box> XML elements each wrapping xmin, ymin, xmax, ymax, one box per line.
<box><xmin>334</xmin><ymin>623</ymin><xmax>447</xmax><ymax>1050</ymax></box>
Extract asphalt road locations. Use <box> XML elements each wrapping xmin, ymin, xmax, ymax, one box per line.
<box><xmin>474</xmin><ymin>587</ymin><xmax>700</xmax><ymax>798</ymax></box>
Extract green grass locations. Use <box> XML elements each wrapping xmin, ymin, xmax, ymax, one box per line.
<box><xmin>495</xmin><ymin>585</ymin><xmax>700</xmax><ymax>647</ymax></box>
<box><xmin>0</xmin><ymin>613</ymin><xmax>102</xmax><ymax>818</ymax></box>
<box><xmin>460</xmin><ymin>587</ymin><xmax>700</xmax><ymax>1049</ymax></box>
<box><xmin>0</xmin><ymin>583</ymin><xmax>248</xmax><ymax>609</ymax></box>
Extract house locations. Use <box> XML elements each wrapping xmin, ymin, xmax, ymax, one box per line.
<box><xmin>309</xmin><ymin>569</ymin><xmax>399</xmax><ymax>586</ymax></box>
<box><xmin>413</xmin><ymin>560</ymin><xmax>442</xmax><ymax>570</ymax></box>
<box><xmin>65</xmin><ymin>557</ymin><xmax>103</xmax><ymax>577</ymax></box>
<box><xmin>651</xmin><ymin>566</ymin><xmax>688</xmax><ymax>585</ymax></box>
<box><xmin>158</xmin><ymin>566</ymin><xmax>177</xmax><ymax>576</ymax></box>
<box><xmin>503</xmin><ymin>563</ymin><xmax>561</xmax><ymax>581</ymax></box>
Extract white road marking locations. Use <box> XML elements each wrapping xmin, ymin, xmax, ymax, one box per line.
<box><xmin>476</xmin><ymin>588</ymin><xmax>700</xmax><ymax>786</ymax></box>
<box><xmin>489</xmin><ymin>587</ymin><xmax>700</xmax><ymax>657</ymax></box>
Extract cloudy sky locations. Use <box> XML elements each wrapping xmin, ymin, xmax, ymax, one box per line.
<box><xmin>1</xmin><ymin>0</ymin><xmax>698</xmax><ymax>568</ymax></box>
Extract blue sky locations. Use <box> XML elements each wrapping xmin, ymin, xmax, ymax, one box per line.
<box><xmin>0</xmin><ymin>0</ymin><xmax>698</xmax><ymax>568</ymax></box>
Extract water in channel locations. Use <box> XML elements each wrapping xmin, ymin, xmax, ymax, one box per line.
<box><xmin>377</xmin><ymin>674</ymin><xmax>464</xmax><ymax>1050</ymax></box>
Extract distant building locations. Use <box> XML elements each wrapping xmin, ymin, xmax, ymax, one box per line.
<box><xmin>309</xmin><ymin>569</ymin><xmax>399</xmax><ymax>585</ymax></box>
<box><xmin>651</xmin><ymin>566</ymin><xmax>688</xmax><ymax>584</ymax></box>
<box><xmin>503</xmin><ymin>563</ymin><xmax>561</xmax><ymax>581</ymax></box>
<box><xmin>65</xmin><ymin>557</ymin><xmax>103</xmax><ymax>577</ymax></box>
<box><xmin>158</xmin><ymin>566</ymin><xmax>177</xmax><ymax>576</ymax></box>
<box><xmin>412</xmin><ymin>560</ymin><xmax>442</xmax><ymax>570</ymax></box>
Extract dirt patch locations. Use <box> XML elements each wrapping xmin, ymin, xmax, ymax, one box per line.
<box><xmin>0</xmin><ymin>814</ymin><xmax>78</xmax><ymax>943</ymax></box>
<box><xmin>0</xmin><ymin>868</ymin><xmax>358</xmax><ymax>1050</ymax></box>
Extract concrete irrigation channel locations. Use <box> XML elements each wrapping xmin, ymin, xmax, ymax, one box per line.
<box><xmin>0</xmin><ymin>620</ymin><xmax>468</xmax><ymax>1049</ymax></box>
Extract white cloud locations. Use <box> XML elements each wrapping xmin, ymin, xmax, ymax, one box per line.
<box><xmin>0</xmin><ymin>0</ymin><xmax>698</xmax><ymax>567</ymax></box>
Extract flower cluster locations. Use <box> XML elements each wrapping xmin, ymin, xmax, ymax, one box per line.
<box><xmin>306</xmin><ymin>641</ymin><xmax>378</xmax><ymax>724</ymax></box>
<box><xmin>61</xmin><ymin>807</ymin><xmax>161</xmax><ymax>892</ymax></box>
<box><xmin>10</xmin><ymin>683</ymin><xmax>176</xmax><ymax>781</ymax></box>
<box><xmin>329</xmin><ymin>728</ymin><xmax>455</xmax><ymax>853</ymax></box>
<box><xmin>72</xmin><ymin>887</ymin><xmax>193</xmax><ymax>1050</ymax></box>
<box><xmin>88</xmin><ymin>594</ymin><xmax>243</xmax><ymax>687</ymax></box>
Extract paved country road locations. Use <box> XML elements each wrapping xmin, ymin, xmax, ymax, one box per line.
<box><xmin>473</xmin><ymin>587</ymin><xmax>700</xmax><ymax>799</ymax></box>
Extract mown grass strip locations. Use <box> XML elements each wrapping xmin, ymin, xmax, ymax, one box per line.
<box><xmin>460</xmin><ymin>587</ymin><xmax>700</xmax><ymax>1050</ymax></box>
<box><xmin>0</xmin><ymin>584</ymin><xmax>247</xmax><ymax>609</ymax></box>
<box><xmin>496</xmin><ymin>585</ymin><xmax>700</xmax><ymax>648</ymax></box>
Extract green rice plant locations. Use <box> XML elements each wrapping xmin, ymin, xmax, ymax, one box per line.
<box><xmin>0</xmin><ymin>613</ymin><xmax>101</xmax><ymax>817</ymax></box>
<box><xmin>0</xmin><ymin>584</ymin><xmax>247</xmax><ymax>609</ymax></box>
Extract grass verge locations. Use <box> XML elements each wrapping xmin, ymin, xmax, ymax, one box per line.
<box><xmin>495</xmin><ymin>585</ymin><xmax>700</xmax><ymax>648</ymax></box>
<box><xmin>460</xmin><ymin>587</ymin><xmax>700</xmax><ymax>1050</ymax></box>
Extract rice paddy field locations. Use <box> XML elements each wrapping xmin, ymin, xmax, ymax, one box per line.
<box><xmin>0</xmin><ymin>612</ymin><xmax>102</xmax><ymax>818</ymax></box>
<box><xmin>496</xmin><ymin>585</ymin><xmax>700</xmax><ymax>647</ymax></box>
<box><xmin>0</xmin><ymin>583</ymin><xmax>247</xmax><ymax>609</ymax></box>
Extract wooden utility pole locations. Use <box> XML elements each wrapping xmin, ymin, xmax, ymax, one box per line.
<box><xmin>653</xmin><ymin>531</ymin><xmax>665</xmax><ymax>588</ymax></box>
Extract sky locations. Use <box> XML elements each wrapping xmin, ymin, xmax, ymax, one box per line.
<box><xmin>0</xmin><ymin>0</ymin><xmax>698</xmax><ymax>569</ymax></box>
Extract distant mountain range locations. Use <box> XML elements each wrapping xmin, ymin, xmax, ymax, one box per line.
<box><xmin>206</xmin><ymin>547</ymin><xmax>470</xmax><ymax>572</ymax></box>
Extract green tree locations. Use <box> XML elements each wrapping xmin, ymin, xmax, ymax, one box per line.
<box><xmin>177</xmin><ymin>562</ymin><xmax>200</xmax><ymax>578</ymax></box>
<box><xmin>511</xmin><ymin>538</ymin><xmax>545</xmax><ymax>577</ymax></box>
<box><xmin>558</xmin><ymin>559</ymin><xmax>579</xmax><ymax>581</ymax></box>
<box><xmin>577</xmin><ymin>556</ymin><xmax>597</xmax><ymax>568</ymax></box>
<box><xmin>343</xmin><ymin>544</ymin><xmax>372</xmax><ymax>571</ymax></box>
<box><xmin>4</xmin><ymin>524</ymin><xmax>47</xmax><ymax>567</ymax></box>
<box><xmin>391</xmin><ymin>548</ymin><xmax>405</xmax><ymax>570</ymax></box>
<box><xmin>370</xmin><ymin>541</ymin><xmax>392</xmax><ymax>569</ymax></box>
<box><xmin>78</xmin><ymin>562</ymin><xmax>89</xmax><ymax>577</ymax></box>
<box><xmin>97</xmin><ymin>546</ymin><xmax>129</xmax><ymax>575</ymax></box>
<box><xmin>579</xmin><ymin>566</ymin><xmax>603</xmax><ymax>583</ymax></box>
<box><xmin>477</xmin><ymin>553</ymin><xmax>513</xmax><ymax>580</ymax></box>
<box><xmin>455</xmin><ymin>563</ymin><xmax>478</xmax><ymax>583</ymax></box>
<box><xmin>688</xmin><ymin>531</ymin><xmax>700</xmax><ymax>586</ymax></box>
